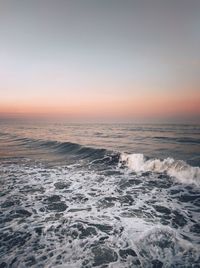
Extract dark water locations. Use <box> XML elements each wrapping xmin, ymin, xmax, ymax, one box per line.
<box><xmin>0</xmin><ymin>122</ymin><xmax>200</xmax><ymax>267</ymax></box>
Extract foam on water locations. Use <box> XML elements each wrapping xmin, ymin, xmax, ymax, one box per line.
<box><xmin>0</xmin><ymin>125</ymin><xmax>200</xmax><ymax>267</ymax></box>
<box><xmin>120</xmin><ymin>153</ymin><xmax>200</xmax><ymax>186</ymax></box>
<box><xmin>0</xmin><ymin>156</ymin><xmax>200</xmax><ymax>267</ymax></box>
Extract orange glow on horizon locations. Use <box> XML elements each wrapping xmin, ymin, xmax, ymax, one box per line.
<box><xmin>0</xmin><ymin>86</ymin><xmax>199</xmax><ymax>120</ymax></box>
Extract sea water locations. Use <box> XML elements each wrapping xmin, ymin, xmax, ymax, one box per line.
<box><xmin>0</xmin><ymin>121</ymin><xmax>199</xmax><ymax>267</ymax></box>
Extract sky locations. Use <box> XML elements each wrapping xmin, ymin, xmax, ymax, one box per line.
<box><xmin>0</xmin><ymin>0</ymin><xmax>200</xmax><ymax>122</ymax></box>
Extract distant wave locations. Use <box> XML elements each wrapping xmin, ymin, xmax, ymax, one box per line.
<box><xmin>7</xmin><ymin>134</ymin><xmax>117</xmax><ymax>163</ymax></box>
<box><xmin>120</xmin><ymin>153</ymin><xmax>200</xmax><ymax>186</ymax></box>
<box><xmin>154</xmin><ymin>136</ymin><xmax>200</xmax><ymax>144</ymax></box>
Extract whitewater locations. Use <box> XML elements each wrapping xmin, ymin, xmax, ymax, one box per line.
<box><xmin>0</xmin><ymin>122</ymin><xmax>199</xmax><ymax>267</ymax></box>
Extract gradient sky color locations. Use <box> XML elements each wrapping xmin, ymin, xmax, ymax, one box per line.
<box><xmin>0</xmin><ymin>0</ymin><xmax>200</xmax><ymax>122</ymax></box>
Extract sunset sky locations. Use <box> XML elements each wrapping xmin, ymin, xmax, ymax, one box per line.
<box><xmin>0</xmin><ymin>0</ymin><xmax>200</xmax><ymax>122</ymax></box>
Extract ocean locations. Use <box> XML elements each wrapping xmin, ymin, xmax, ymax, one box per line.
<box><xmin>0</xmin><ymin>121</ymin><xmax>200</xmax><ymax>267</ymax></box>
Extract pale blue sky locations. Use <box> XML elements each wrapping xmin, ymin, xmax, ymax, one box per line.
<box><xmin>0</xmin><ymin>0</ymin><xmax>199</xmax><ymax>121</ymax></box>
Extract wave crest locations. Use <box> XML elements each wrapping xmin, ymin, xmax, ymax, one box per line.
<box><xmin>119</xmin><ymin>153</ymin><xmax>200</xmax><ymax>186</ymax></box>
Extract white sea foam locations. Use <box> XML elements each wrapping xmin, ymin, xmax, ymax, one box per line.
<box><xmin>1</xmin><ymin>157</ymin><xmax>200</xmax><ymax>267</ymax></box>
<box><xmin>135</xmin><ymin>225</ymin><xmax>200</xmax><ymax>267</ymax></box>
<box><xmin>120</xmin><ymin>153</ymin><xmax>200</xmax><ymax>186</ymax></box>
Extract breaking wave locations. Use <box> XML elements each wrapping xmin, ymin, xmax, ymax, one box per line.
<box><xmin>120</xmin><ymin>153</ymin><xmax>200</xmax><ymax>186</ymax></box>
<box><xmin>1</xmin><ymin>132</ymin><xmax>200</xmax><ymax>186</ymax></box>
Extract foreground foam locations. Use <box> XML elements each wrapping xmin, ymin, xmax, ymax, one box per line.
<box><xmin>120</xmin><ymin>153</ymin><xmax>200</xmax><ymax>186</ymax></box>
<box><xmin>136</xmin><ymin>226</ymin><xmax>200</xmax><ymax>267</ymax></box>
<box><xmin>0</xmin><ymin>156</ymin><xmax>200</xmax><ymax>267</ymax></box>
